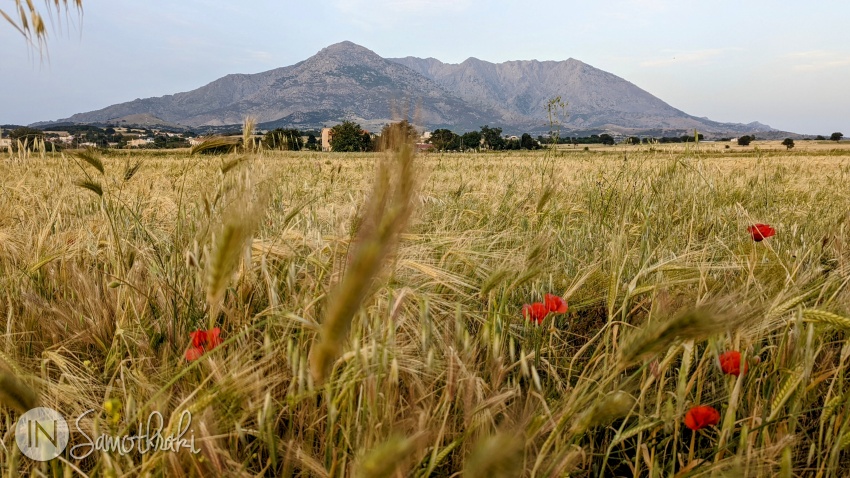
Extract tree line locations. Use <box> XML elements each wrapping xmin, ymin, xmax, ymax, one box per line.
<box><xmin>264</xmin><ymin>121</ymin><xmax>547</xmax><ymax>152</ymax></box>
<box><xmin>428</xmin><ymin>126</ymin><xmax>542</xmax><ymax>151</ymax></box>
<box><xmin>2</xmin><ymin>125</ymin><xmax>194</xmax><ymax>151</ymax></box>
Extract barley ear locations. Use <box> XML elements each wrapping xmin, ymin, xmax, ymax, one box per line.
<box><xmin>206</xmin><ymin>183</ymin><xmax>266</xmax><ymax>324</ymax></box>
<box><xmin>76</xmin><ymin>148</ymin><xmax>104</xmax><ymax>175</ymax></box>
<box><xmin>74</xmin><ymin>179</ymin><xmax>103</xmax><ymax>197</ymax></box>
<box><xmin>355</xmin><ymin>434</ymin><xmax>418</xmax><ymax>478</ymax></box>
<box><xmin>802</xmin><ymin>309</ymin><xmax>850</xmax><ymax>330</ymax></box>
<box><xmin>0</xmin><ymin>370</ymin><xmax>37</xmax><ymax>413</ymax></box>
<box><xmin>462</xmin><ymin>433</ymin><xmax>524</xmax><ymax>478</ymax></box>
<box><xmin>310</xmin><ymin>141</ymin><xmax>417</xmax><ymax>383</ymax></box>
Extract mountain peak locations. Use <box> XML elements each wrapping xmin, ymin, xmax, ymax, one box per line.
<box><xmin>320</xmin><ymin>41</ymin><xmax>375</xmax><ymax>56</ymax></box>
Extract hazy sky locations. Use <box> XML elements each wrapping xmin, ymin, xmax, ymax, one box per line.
<box><xmin>1</xmin><ymin>0</ymin><xmax>847</xmax><ymax>134</ymax></box>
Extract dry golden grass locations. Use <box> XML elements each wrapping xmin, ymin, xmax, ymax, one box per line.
<box><xmin>1</xmin><ymin>142</ymin><xmax>850</xmax><ymax>476</ymax></box>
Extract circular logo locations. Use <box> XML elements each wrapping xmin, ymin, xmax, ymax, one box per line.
<box><xmin>15</xmin><ymin>407</ymin><xmax>69</xmax><ymax>461</ymax></box>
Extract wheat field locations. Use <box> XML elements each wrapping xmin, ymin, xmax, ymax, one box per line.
<box><xmin>1</xmin><ymin>141</ymin><xmax>850</xmax><ymax>477</ymax></box>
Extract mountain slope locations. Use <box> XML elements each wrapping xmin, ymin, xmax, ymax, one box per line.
<box><xmin>48</xmin><ymin>41</ymin><xmax>770</xmax><ymax>135</ymax></box>
<box><xmin>390</xmin><ymin>56</ymin><xmax>760</xmax><ymax>133</ymax></box>
<box><xmin>60</xmin><ymin>42</ymin><xmax>499</xmax><ymax>131</ymax></box>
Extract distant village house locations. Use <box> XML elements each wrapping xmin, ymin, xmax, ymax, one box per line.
<box><xmin>321</xmin><ymin>127</ymin><xmax>333</xmax><ymax>152</ymax></box>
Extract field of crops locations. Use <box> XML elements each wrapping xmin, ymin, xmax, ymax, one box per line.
<box><xmin>2</xmin><ymin>142</ymin><xmax>850</xmax><ymax>476</ymax></box>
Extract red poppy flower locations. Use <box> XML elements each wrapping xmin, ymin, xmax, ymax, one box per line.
<box><xmin>185</xmin><ymin>327</ymin><xmax>223</xmax><ymax>361</ymax></box>
<box><xmin>206</xmin><ymin>327</ymin><xmax>222</xmax><ymax>348</ymax></box>
<box><xmin>683</xmin><ymin>405</ymin><xmax>721</xmax><ymax>431</ymax></box>
<box><xmin>184</xmin><ymin>347</ymin><xmax>204</xmax><ymax>361</ymax></box>
<box><xmin>522</xmin><ymin>302</ymin><xmax>549</xmax><ymax>325</ymax></box>
<box><xmin>190</xmin><ymin>330</ymin><xmax>207</xmax><ymax>348</ymax></box>
<box><xmin>719</xmin><ymin>350</ymin><xmax>748</xmax><ymax>377</ymax></box>
<box><xmin>747</xmin><ymin>223</ymin><xmax>775</xmax><ymax>242</ymax></box>
<box><xmin>544</xmin><ymin>293</ymin><xmax>568</xmax><ymax>314</ymax></box>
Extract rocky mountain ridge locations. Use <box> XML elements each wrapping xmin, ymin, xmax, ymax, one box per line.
<box><xmin>40</xmin><ymin>41</ymin><xmax>774</xmax><ymax>136</ymax></box>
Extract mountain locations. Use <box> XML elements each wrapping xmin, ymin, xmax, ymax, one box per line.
<box><xmin>51</xmin><ymin>42</ymin><xmax>499</xmax><ymax>132</ymax></box>
<box><xmin>389</xmin><ymin>56</ymin><xmax>766</xmax><ymax>134</ymax></box>
<box><xmin>41</xmin><ymin>41</ymin><xmax>772</xmax><ymax>136</ymax></box>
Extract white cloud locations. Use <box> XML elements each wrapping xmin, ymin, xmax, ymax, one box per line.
<box><xmin>784</xmin><ymin>50</ymin><xmax>850</xmax><ymax>72</ymax></box>
<box><xmin>623</xmin><ymin>0</ymin><xmax>673</xmax><ymax>11</ymax></box>
<box><xmin>640</xmin><ymin>48</ymin><xmax>739</xmax><ymax>67</ymax></box>
<box><xmin>333</xmin><ymin>0</ymin><xmax>472</xmax><ymax>17</ymax></box>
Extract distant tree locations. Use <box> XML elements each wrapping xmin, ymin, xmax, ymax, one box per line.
<box><xmin>306</xmin><ymin>134</ymin><xmax>318</xmax><ymax>150</ymax></box>
<box><xmin>680</xmin><ymin>133</ymin><xmax>705</xmax><ymax>143</ymax></box>
<box><xmin>815</xmin><ymin>135</ymin><xmax>826</xmax><ymax>141</ymax></box>
<box><xmin>479</xmin><ymin>125</ymin><xmax>504</xmax><ymax>150</ymax></box>
<box><xmin>625</xmin><ymin>136</ymin><xmax>640</xmax><ymax>145</ymax></box>
<box><xmin>154</xmin><ymin>135</ymin><xmax>168</xmax><ymax>148</ymax></box>
<box><xmin>429</xmin><ymin>129</ymin><xmax>460</xmax><ymax>151</ymax></box>
<box><xmin>264</xmin><ymin>128</ymin><xmax>302</xmax><ymax>150</ymax></box>
<box><xmin>9</xmin><ymin>127</ymin><xmax>44</xmax><ymax>151</ymax></box>
<box><xmin>461</xmin><ymin>131</ymin><xmax>482</xmax><ymax>151</ymax></box>
<box><xmin>830</xmin><ymin>132</ymin><xmax>844</xmax><ymax>142</ymax></box>
<box><xmin>599</xmin><ymin>134</ymin><xmax>615</xmax><ymax>145</ymax></box>
<box><xmin>737</xmin><ymin>135</ymin><xmax>752</xmax><ymax>146</ymax></box>
<box><xmin>329</xmin><ymin>121</ymin><xmax>370</xmax><ymax>152</ymax></box>
<box><xmin>379</xmin><ymin>120</ymin><xmax>418</xmax><ymax>150</ymax></box>
<box><xmin>520</xmin><ymin>133</ymin><xmax>538</xmax><ymax>150</ymax></box>
<box><xmin>781</xmin><ymin>138</ymin><xmax>795</xmax><ymax>150</ymax></box>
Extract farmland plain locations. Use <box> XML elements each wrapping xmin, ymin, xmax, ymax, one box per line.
<box><xmin>1</xmin><ymin>141</ymin><xmax>850</xmax><ymax>476</ymax></box>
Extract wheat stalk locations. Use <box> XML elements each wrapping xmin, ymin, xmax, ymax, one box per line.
<box><xmin>802</xmin><ymin>309</ymin><xmax>850</xmax><ymax>330</ymax></box>
<box><xmin>310</xmin><ymin>140</ymin><xmax>417</xmax><ymax>383</ymax></box>
<box><xmin>769</xmin><ymin>366</ymin><xmax>803</xmax><ymax>422</ymax></box>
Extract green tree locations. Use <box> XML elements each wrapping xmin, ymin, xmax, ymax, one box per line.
<box><xmin>461</xmin><ymin>131</ymin><xmax>482</xmax><ymax>151</ymax></box>
<box><xmin>479</xmin><ymin>125</ymin><xmax>504</xmax><ymax>150</ymax></box>
<box><xmin>520</xmin><ymin>133</ymin><xmax>538</xmax><ymax>150</ymax></box>
<box><xmin>599</xmin><ymin>134</ymin><xmax>615</xmax><ymax>145</ymax></box>
<box><xmin>737</xmin><ymin>135</ymin><xmax>752</xmax><ymax>146</ymax></box>
<box><xmin>830</xmin><ymin>132</ymin><xmax>843</xmax><ymax>142</ymax></box>
<box><xmin>306</xmin><ymin>134</ymin><xmax>318</xmax><ymax>150</ymax></box>
<box><xmin>815</xmin><ymin>135</ymin><xmax>826</xmax><ymax>141</ymax></box>
<box><xmin>625</xmin><ymin>136</ymin><xmax>640</xmax><ymax>145</ymax></box>
<box><xmin>429</xmin><ymin>129</ymin><xmax>460</xmax><ymax>151</ymax></box>
<box><xmin>329</xmin><ymin>121</ymin><xmax>370</xmax><ymax>152</ymax></box>
<box><xmin>154</xmin><ymin>135</ymin><xmax>168</xmax><ymax>148</ymax></box>
<box><xmin>782</xmin><ymin>138</ymin><xmax>795</xmax><ymax>150</ymax></box>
